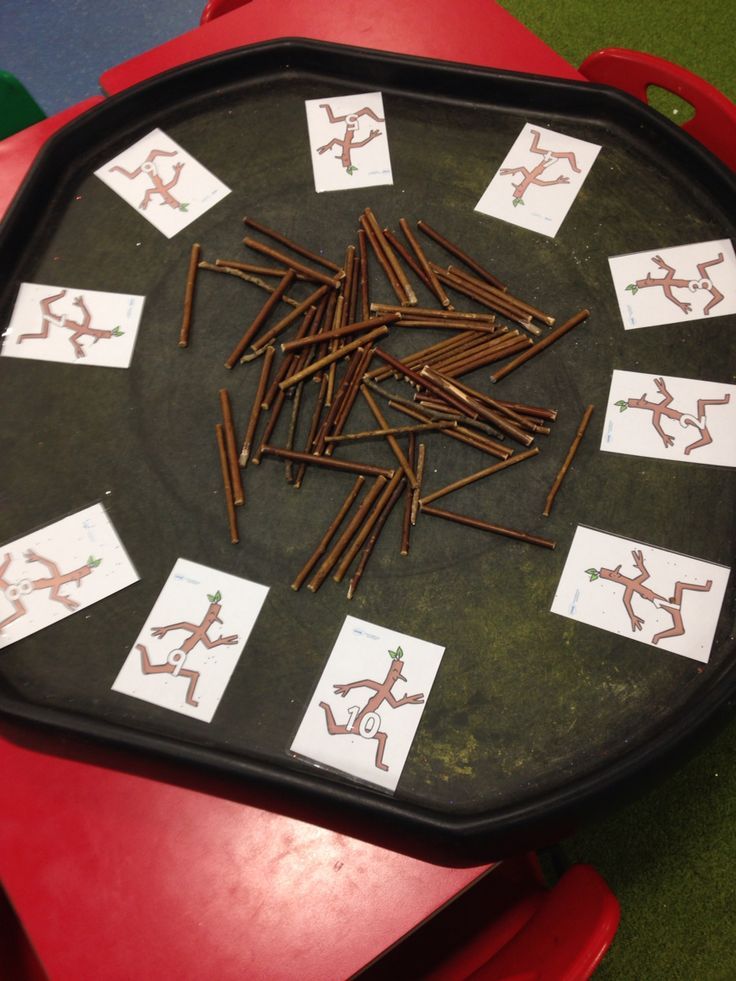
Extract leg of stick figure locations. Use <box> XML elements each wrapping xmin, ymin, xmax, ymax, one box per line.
<box><xmin>319</xmin><ymin>701</ymin><xmax>350</xmax><ymax>735</ymax></box>
<box><xmin>138</xmin><ymin>643</ymin><xmax>170</xmax><ymax>674</ymax></box>
<box><xmin>180</xmin><ymin>668</ymin><xmax>201</xmax><ymax>707</ymax></box>
<box><xmin>651</xmin><ymin>580</ymin><xmax>712</xmax><ymax>644</ymax></box>
<box><xmin>372</xmin><ymin>729</ymin><xmax>389</xmax><ymax>771</ymax></box>
<box><xmin>0</xmin><ymin>600</ymin><xmax>27</xmax><ymax>632</ymax></box>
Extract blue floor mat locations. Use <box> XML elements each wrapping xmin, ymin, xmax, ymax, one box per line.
<box><xmin>0</xmin><ymin>0</ymin><xmax>202</xmax><ymax>116</ymax></box>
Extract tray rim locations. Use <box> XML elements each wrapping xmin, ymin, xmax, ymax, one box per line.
<box><xmin>1</xmin><ymin>36</ymin><xmax>735</xmax><ymax>857</ymax></box>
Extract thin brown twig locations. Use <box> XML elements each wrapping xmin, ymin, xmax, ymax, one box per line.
<box><xmin>215</xmin><ymin>424</ymin><xmax>239</xmax><ymax>544</ymax></box>
<box><xmin>292</xmin><ymin>476</ymin><xmax>366</xmax><ymax>590</ymax></box>
<box><xmin>179</xmin><ymin>243</ymin><xmax>200</xmax><ymax>347</ymax></box>
<box><xmin>543</xmin><ymin>404</ymin><xmax>595</xmax><ymax>516</ymax></box>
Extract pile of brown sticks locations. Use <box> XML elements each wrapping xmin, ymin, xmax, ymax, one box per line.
<box><xmin>179</xmin><ymin>210</ymin><xmax>594</xmax><ymax>598</ymax></box>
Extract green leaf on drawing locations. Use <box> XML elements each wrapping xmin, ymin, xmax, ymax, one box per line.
<box><xmin>179</xmin><ymin>203</ymin><xmax>189</xmax><ymax>212</ymax></box>
<box><xmin>346</xmin><ymin>165</ymin><xmax>358</xmax><ymax>176</ymax></box>
<box><xmin>208</xmin><ymin>590</ymin><xmax>222</xmax><ymax>603</ymax></box>
<box><xmin>585</xmin><ymin>568</ymin><xmax>599</xmax><ymax>582</ymax></box>
<box><xmin>512</xmin><ymin>198</ymin><xmax>524</xmax><ymax>207</ymax></box>
<box><xmin>112</xmin><ymin>326</ymin><xmax>124</xmax><ymax>337</ymax></box>
<box><xmin>87</xmin><ymin>556</ymin><xmax>102</xmax><ymax>568</ymax></box>
<box><xmin>389</xmin><ymin>646</ymin><xmax>403</xmax><ymax>660</ymax></box>
<box><xmin>615</xmin><ymin>400</ymin><xmax>628</xmax><ymax>413</ymax></box>
<box><xmin>625</xmin><ymin>284</ymin><xmax>639</xmax><ymax>295</ymax></box>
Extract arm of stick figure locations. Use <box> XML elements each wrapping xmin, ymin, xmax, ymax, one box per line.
<box><xmin>200</xmin><ymin>632</ymin><xmax>239</xmax><ymax>648</ymax></box>
<box><xmin>652</xmin><ymin>255</ymin><xmax>675</xmax><ymax>276</ymax></box>
<box><xmin>163</xmin><ymin>161</ymin><xmax>185</xmax><ymax>192</ymax></box>
<box><xmin>151</xmin><ymin>621</ymin><xmax>197</xmax><ymax>638</ymax></box>
<box><xmin>622</xmin><ymin>588</ymin><xmax>645</xmax><ymax>631</ymax></box>
<box><xmin>385</xmin><ymin>691</ymin><xmax>425</xmax><ymax>708</ymax></box>
<box><xmin>533</xmin><ymin>175</ymin><xmax>571</xmax><ymax>186</ymax></box>
<box><xmin>0</xmin><ymin>553</ymin><xmax>12</xmax><ymax>578</ymax></box>
<box><xmin>317</xmin><ymin>138</ymin><xmax>341</xmax><ymax>155</ymax></box>
<box><xmin>663</xmin><ymin>285</ymin><xmax>691</xmax><ymax>314</ymax></box>
<box><xmin>333</xmin><ymin>680</ymin><xmax>380</xmax><ymax>697</ymax></box>
<box><xmin>654</xmin><ymin>377</ymin><xmax>674</xmax><ymax>406</ymax></box>
<box><xmin>631</xmin><ymin>549</ymin><xmax>651</xmax><ymax>584</ymax></box>
<box><xmin>499</xmin><ymin>166</ymin><xmax>529</xmax><ymax>177</ymax></box>
<box><xmin>72</xmin><ymin>296</ymin><xmax>92</xmax><ymax>329</ymax></box>
<box><xmin>23</xmin><ymin>549</ymin><xmax>60</xmax><ymax>577</ymax></box>
<box><xmin>351</xmin><ymin>130</ymin><xmax>382</xmax><ymax>148</ymax></box>
<box><xmin>652</xmin><ymin>415</ymin><xmax>675</xmax><ymax>447</ymax></box>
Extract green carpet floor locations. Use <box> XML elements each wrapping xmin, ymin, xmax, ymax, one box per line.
<box><xmin>498</xmin><ymin>3</ymin><xmax>736</xmax><ymax>978</ymax></box>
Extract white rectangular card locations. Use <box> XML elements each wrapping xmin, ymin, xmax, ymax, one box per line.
<box><xmin>1</xmin><ymin>283</ymin><xmax>144</xmax><ymax>368</ymax></box>
<box><xmin>0</xmin><ymin>503</ymin><xmax>139</xmax><ymax>650</ymax></box>
<box><xmin>475</xmin><ymin>123</ymin><xmax>601</xmax><ymax>237</ymax></box>
<box><xmin>551</xmin><ymin>526</ymin><xmax>729</xmax><ymax>663</ymax></box>
<box><xmin>608</xmin><ymin>238</ymin><xmax>736</xmax><ymax>329</ymax></box>
<box><xmin>95</xmin><ymin>128</ymin><xmax>231</xmax><ymax>238</ymax></box>
<box><xmin>290</xmin><ymin>616</ymin><xmax>445</xmax><ymax>792</ymax></box>
<box><xmin>111</xmin><ymin>558</ymin><xmax>268</xmax><ymax>723</ymax></box>
<box><xmin>305</xmin><ymin>92</ymin><xmax>393</xmax><ymax>193</ymax></box>
<box><xmin>602</xmin><ymin>370</ymin><xmax>736</xmax><ymax>468</ymax></box>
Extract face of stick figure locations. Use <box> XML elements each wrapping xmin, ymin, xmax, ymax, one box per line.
<box><xmin>389</xmin><ymin>659</ymin><xmax>407</xmax><ymax>683</ymax></box>
<box><xmin>345</xmin><ymin>113</ymin><xmax>360</xmax><ymax>132</ymax></box>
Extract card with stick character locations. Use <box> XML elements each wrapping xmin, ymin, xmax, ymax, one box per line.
<box><xmin>95</xmin><ymin>128</ymin><xmax>231</xmax><ymax>238</ymax></box>
<box><xmin>305</xmin><ymin>92</ymin><xmax>393</xmax><ymax>193</ymax></box>
<box><xmin>608</xmin><ymin>238</ymin><xmax>736</xmax><ymax>329</ymax></box>
<box><xmin>601</xmin><ymin>370</ymin><xmax>736</xmax><ymax>468</ymax></box>
<box><xmin>2</xmin><ymin>283</ymin><xmax>144</xmax><ymax>368</ymax></box>
<box><xmin>551</xmin><ymin>526</ymin><xmax>730</xmax><ymax>663</ymax></box>
<box><xmin>290</xmin><ymin>616</ymin><xmax>445</xmax><ymax>792</ymax></box>
<box><xmin>112</xmin><ymin>558</ymin><xmax>268</xmax><ymax>722</ymax></box>
<box><xmin>475</xmin><ymin>123</ymin><xmax>601</xmax><ymax>237</ymax></box>
<box><xmin>0</xmin><ymin>503</ymin><xmax>138</xmax><ymax>650</ymax></box>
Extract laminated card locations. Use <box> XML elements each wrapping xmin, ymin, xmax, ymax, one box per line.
<box><xmin>291</xmin><ymin>616</ymin><xmax>445</xmax><ymax>792</ymax></box>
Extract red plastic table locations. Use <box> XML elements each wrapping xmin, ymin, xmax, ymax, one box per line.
<box><xmin>0</xmin><ymin>4</ymin><xmax>582</xmax><ymax>978</ymax></box>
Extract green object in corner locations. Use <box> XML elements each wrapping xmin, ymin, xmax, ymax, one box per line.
<box><xmin>0</xmin><ymin>70</ymin><xmax>46</xmax><ymax>140</ymax></box>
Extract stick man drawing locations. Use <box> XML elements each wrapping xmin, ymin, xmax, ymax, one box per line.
<box><xmin>626</xmin><ymin>252</ymin><xmax>725</xmax><ymax>316</ymax></box>
<box><xmin>110</xmin><ymin>147</ymin><xmax>188</xmax><ymax>211</ymax></box>
<box><xmin>16</xmin><ymin>290</ymin><xmax>123</xmax><ymax>359</ymax></box>
<box><xmin>137</xmin><ymin>590</ymin><xmax>238</xmax><ymax>707</ymax></box>
<box><xmin>0</xmin><ymin>550</ymin><xmax>101</xmax><ymax>633</ymax></box>
<box><xmin>316</xmin><ymin>103</ymin><xmax>384</xmax><ymax>176</ymax></box>
<box><xmin>587</xmin><ymin>550</ymin><xmax>712</xmax><ymax>646</ymax></box>
<box><xmin>614</xmin><ymin>377</ymin><xmax>730</xmax><ymax>456</ymax></box>
<box><xmin>499</xmin><ymin>128</ymin><xmax>581</xmax><ymax>206</ymax></box>
<box><xmin>319</xmin><ymin>646</ymin><xmax>424</xmax><ymax>771</ymax></box>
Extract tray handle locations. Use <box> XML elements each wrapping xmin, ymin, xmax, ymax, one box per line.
<box><xmin>579</xmin><ymin>47</ymin><xmax>736</xmax><ymax>172</ymax></box>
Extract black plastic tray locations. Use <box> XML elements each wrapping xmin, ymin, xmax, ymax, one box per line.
<box><xmin>1</xmin><ymin>40</ymin><xmax>735</xmax><ymax>857</ymax></box>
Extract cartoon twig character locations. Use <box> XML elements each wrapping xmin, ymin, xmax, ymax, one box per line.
<box><xmin>16</xmin><ymin>290</ymin><xmax>123</xmax><ymax>359</ymax></box>
<box><xmin>316</xmin><ymin>104</ymin><xmax>384</xmax><ymax>176</ymax></box>
<box><xmin>615</xmin><ymin>377</ymin><xmax>730</xmax><ymax>455</ymax></box>
<box><xmin>0</xmin><ymin>550</ymin><xmax>101</xmax><ymax>632</ymax></box>
<box><xmin>587</xmin><ymin>550</ymin><xmax>712</xmax><ymax>645</ymax></box>
<box><xmin>109</xmin><ymin>147</ymin><xmax>188</xmax><ymax>211</ymax></box>
<box><xmin>137</xmin><ymin>591</ymin><xmax>238</xmax><ymax>707</ymax></box>
<box><xmin>319</xmin><ymin>646</ymin><xmax>424</xmax><ymax>771</ymax></box>
<box><xmin>626</xmin><ymin>253</ymin><xmax>725</xmax><ymax>316</ymax></box>
<box><xmin>498</xmin><ymin>128</ymin><xmax>581</xmax><ymax>206</ymax></box>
